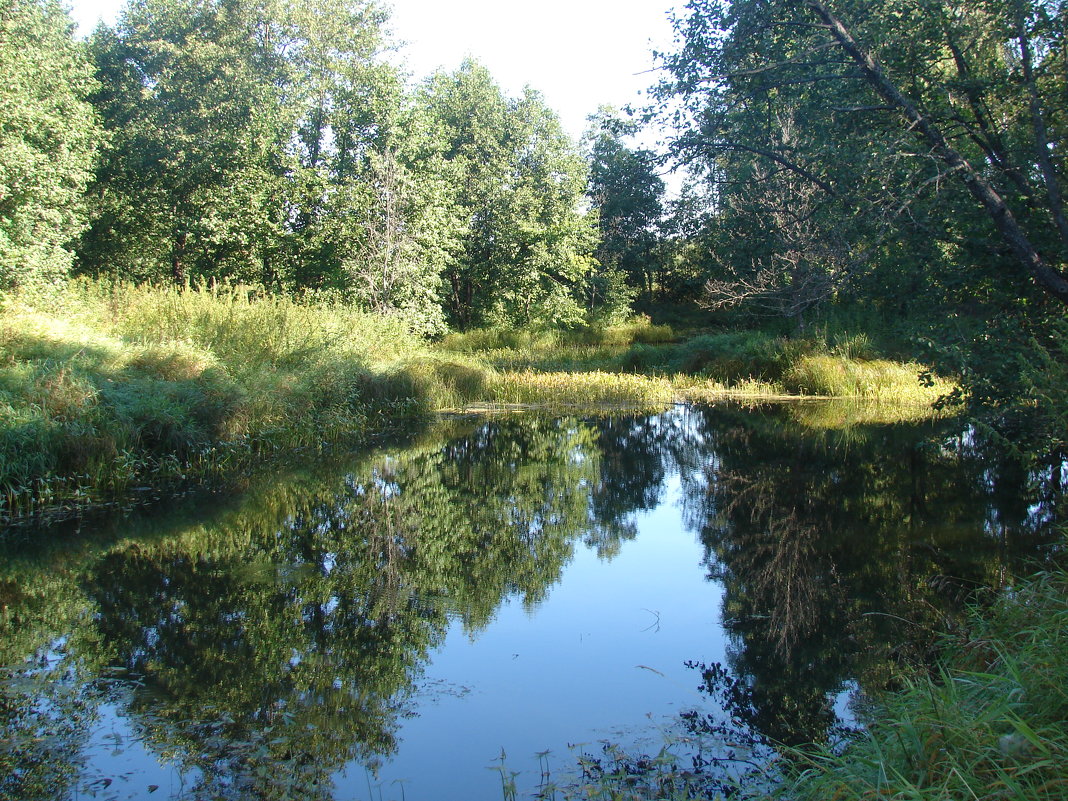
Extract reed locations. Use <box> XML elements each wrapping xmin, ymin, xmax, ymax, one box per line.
<box><xmin>438</xmin><ymin>315</ymin><xmax>674</xmax><ymax>355</ymax></box>
<box><xmin>782</xmin><ymin>354</ymin><xmax>955</xmax><ymax>403</ymax></box>
<box><xmin>487</xmin><ymin>370</ymin><xmax>674</xmax><ymax>409</ymax></box>
<box><xmin>779</xmin><ymin>565</ymin><xmax>1068</xmax><ymax>801</ymax></box>
<box><xmin>1</xmin><ymin>280</ymin><xmax>957</xmax><ymax>520</ymax></box>
<box><xmin>450</xmin><ymin>327</ymin><xmax>956</xmax><ymax>407</ymax></box>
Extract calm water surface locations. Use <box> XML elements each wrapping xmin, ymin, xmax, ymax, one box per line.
<box><xmin>1</xmin><ymin>402</ymin><xmax>1062</xmax><ymax>800</ymax></box>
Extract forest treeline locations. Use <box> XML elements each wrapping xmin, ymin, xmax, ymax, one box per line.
<box><xmin>4</xmin><ymin>0</ymin><xmax>1068</xmax><ymax>429</ymax></box>
<box><xmin>652</xmin><ymin>0</ymin><xmax>1068</xmax><ymax>429</ymax></box>
<box><xmin>2</xmin><ymin>0</ymin><xmax>669</xmax><ymax>334</ymax></box>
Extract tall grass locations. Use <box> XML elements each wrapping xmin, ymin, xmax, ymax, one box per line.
<box><xmin>780</xmin><ymin>565</ymin><xmax>1068</xmax><ymax>801</ymax></box>
<box><xmin>487</xmin><ymin>370</ymin><xmax>674</xmax><ymax>409</ymax></box>
<box><xmin>439</xmin><ymin>316</ymin><xmax>675</xmax><ymax>357</ymax></box>
<box><xmin>781</xmin><ymin>354</ymin><xmax>956</xmax><ymax>402</ymax></box>
<box><xmin>0</xmin><ymin>280</ymin><xmax>438</xmax><ymax>518</ymax></box>
<box><xmin>2</xmin><ymin>282</ymin><xmax>956</xmax><ymax>519</ymax></box>
<box><xmin>443</xmin><ymin>326</ymin><xmax>955</xmax><ymax>406</ymax></box>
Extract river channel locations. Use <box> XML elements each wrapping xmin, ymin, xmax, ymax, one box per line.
<box><xmin>1</xmin><ymin>401</ymin><xmax>1062</xmax><ymax>800</ymax></box>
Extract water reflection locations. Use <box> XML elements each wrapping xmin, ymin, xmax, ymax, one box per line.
<box><xmin>0</xmin><ymin>403</ymin><xmax>1062</xmax><ymax>800</ymax></box>
<box><xmin>676</xmin><ymin>404</ymin><xmax>1061</xmax><ymax>749</ymax></box>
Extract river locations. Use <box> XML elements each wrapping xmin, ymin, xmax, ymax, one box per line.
<box><xmin>1</xmin><ymin>401</ymin><xmax>1061</xmax><ymax>800</ymax></box>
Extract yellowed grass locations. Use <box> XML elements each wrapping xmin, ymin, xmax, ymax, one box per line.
<box><xmin>486</xmin><ymin>369</ymin><xmax>674</xmax><ymax>409</ymax></box>
<box><xmin>782</xmin><ymin>354</ymin><xmax>954</xmax><ymax>403</ymax></box>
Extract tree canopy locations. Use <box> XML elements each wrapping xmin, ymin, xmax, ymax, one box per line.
<box><xmin>0</xmin><ymin>0</ymin><xmax>99</xmax><ymax>291</ymax></box>
<box><xmin>652</xmin><ymin>0</ymin><xmax>1068</xmax><ymax>403</ymax></box>
<box><xmin>585</xmin><ymin>107</ymin><xmax>665</xmax><ymax>311</ymax></box>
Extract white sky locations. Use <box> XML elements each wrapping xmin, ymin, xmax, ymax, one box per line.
<box><xmin>66</xmin><ymin>0</ymin><xmax>681</xmax><ymax>141</ymax></box>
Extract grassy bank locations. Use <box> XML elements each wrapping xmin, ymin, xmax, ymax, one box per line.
<box><xmin>1</xmin><ymin>282</ymin><xmax>954</xmax><ymax>520</ymax></box>
<box><xmin>779</xmin><ymin>564</ymin><xmax>1068</xmax><ymax>801</ymax></box>
<box><xmin>0</xmin><ymin>280</ymin><xmax>441</xmax><ymax>518</ymax></box>
<box><xmin>442</xmin><ymin>326</ymin><xmax>956</xmax><ymax>405</ymax></box>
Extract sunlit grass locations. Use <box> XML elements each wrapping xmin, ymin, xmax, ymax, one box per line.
<box><xmin>441</xmin><ymin>326</ymin><xmax>956</xmax><ymax>407</ymax></box>
<box><xmin>0</xmin><ymin>279</ymin><xmax>436</xmax><ymax>518</ymax></box>
<box><xmin>782</xmin><ymin>354</ymin><xmax>955</xmax><ymax>403</ymax></box>
<box><xmin>673</xmin><ymin>374</ymin><xmax>789</xmax><ymax>401</ymax></box>
<box><xmin>2</xmin><ymin>281</ymin><xmax>958</xmax><ymax>519</ymax></box>
<box><xmin>486</xmin><ymin>369</ymin><xmax>674</xmax><ymax>410</ymax></box>
<box><xmin>778</xmin><ymin>565</ymin><xmax>1068</xmax><ymax>801</ymax></box>
<box><xmin>438</xmin><ymin>315</ymin><xmax>675</xmax><ymax>355</ymax></box>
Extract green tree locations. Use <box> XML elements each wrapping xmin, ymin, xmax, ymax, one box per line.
<box><xmin>341</xmin><ymin>146</ymin><xmax>457</xmax><ymax>337</ymax></box>
<box><xmin>0</xmin><ymin>0</ymin><xmax>99</xmax><ymax>291</ymax></box>
<box><xmin>417</xmin><ymin>60</ymin><xmax>599</xmax><ymax>329</ymax></box>
<box><xmin>79</xmin><ymin>0</ymin><xmax>416</xmax><ymax>295</ymax></box>
<box><xmin>276</xmin><ymin>0</ymin><xmax>405</xmax><ymax>292</ymax></box>
<box><xmin>654</xmin><ymin>0</ymin><xmax>1068</xmax><ymax>411</ymax></box>
<box><xmin>584</xmin><ymin>108</ymin><xmax>664</xmax><ymax>310</ymax></box>
<box><xmin>80</xmin><ymin>0</ymin><xmax>289</xmax><ymax>284</ymax></box>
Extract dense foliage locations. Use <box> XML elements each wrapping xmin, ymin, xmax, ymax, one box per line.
<box><xmin>0</xmin><ymin>0</ymin><xmax>612</xmax><ymax>332</ymax></box>
<box><xmin>0</xmin><ymin>0</ymin><xmax>99</xmax><ymax>291</ymax></box>
<box><xmin>652</xmin><ymin>0</ymin><xmax>1068</xmax><ymax>421</ymax></box>
<box><xmin>2</xmin><ymin>3</ymin><xmax>1066</xmax><ymax>798</ymax></box>
<box><xmin>584</xmin><ymin>108</ymin><xmax>665</xmax><ymax>312</ymax></box>
<box><xmin>6</xmin><ymin>0</ymin><xmax>1066</xmax><ymax>418</ymax></box>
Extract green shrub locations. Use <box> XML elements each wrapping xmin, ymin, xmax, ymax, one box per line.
<box><xmin>573</xmin><ymin>315</ymin><xmax>676</xmax><ymax>347</ymax></box>
<box><xmin>398</xmin><ymin>356</ymin><xmax>495</xmax><ymax>410</ymax></box>
<box><xmin>439</xmin><ymin>326</ymin><xmax>559</xmax><ymax>353</ymax></box>
<box><xmin>829</xmin><ymin>331</ymin><xmax>877</xmax><ymax>360</ymax></box>
<box><xmin>439</xmin><ymin>317</ymin><xmax>674</xmax><ymax>355</ymax></box>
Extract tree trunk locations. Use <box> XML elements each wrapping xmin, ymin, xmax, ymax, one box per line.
<box><xmin>171</xmin><ymin>230</ymin><xmax>188</xmax><ymax>286</ymax></box>
<box><xmin>806</xmin><ymin>0</ymin><xmax>1068</xmax><ymax>306</ymax></box>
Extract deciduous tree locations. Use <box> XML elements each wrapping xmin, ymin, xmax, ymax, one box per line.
<box><xmin>585</xmin><ymin>108</ymin><xmax>665</xmax><ymax>308</ymax></box>
<box><xmin>0</xmin><ymin>0</ymin><xmax>99</xmax><ymax>291</ymax></box>
<box><xmin>417</xmin><ymin>60</ymin><xmax>598</xmax><ymax>329</ymax></box>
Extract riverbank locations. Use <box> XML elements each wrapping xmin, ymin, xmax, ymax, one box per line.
<box><xmin>1</xmin><ymin>280</ymin><xmax>952</xmax><ymax>521</ymax></box>
<box><xmin>777</xmin><ymin>563</ymin><xmax>1068</xmax><ymax>801</ymax></box>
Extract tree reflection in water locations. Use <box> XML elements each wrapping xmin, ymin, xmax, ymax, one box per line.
<box><xmin>0</xmin><ymin>404</ymin><xmax>1062</xmax><ymax>799</ymax></box>
<box><xmin>675</xmin><ymin>404</ymin><xmax>1062</xmax><ymax>750</ymax></box>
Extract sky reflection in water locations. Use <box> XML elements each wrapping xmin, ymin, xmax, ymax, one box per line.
<box><xmin>1</xmin><ymin>402</ymin><xmax>1061</xmax><ymax>800</ymax></box>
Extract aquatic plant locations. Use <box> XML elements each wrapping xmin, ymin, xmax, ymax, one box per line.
<box><xmin>487</xmin><ymin>370</ymin><xmax>674</xmax><ymax>409</ymax></box>
<box><xmin>777</xmin><ymin>565</ymin><xmax>1068</xmax><ymax>801</ymax></box>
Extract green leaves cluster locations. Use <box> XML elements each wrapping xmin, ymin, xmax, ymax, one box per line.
<box><xmin>0</xmin><ymin>0</ymin><xmax>99</xmax><ymax>292</ymax></box>
<box><xmin>419</xmin><ymin>60</ymin><xmax>600</xmax><ymax>329</ymax></box>
<box><xmin>654</xmin><ymin>0</ymin><xmax>1068</xmax><ymax>400</ymax></box>
<box><xmin>1</xmin><ymin>0</ymin><xmax>607</xmax><ymax>333</ymax></box>
<box><xmin>585</xmin><ymin>107</ymin><xmax>666</xmax><ymax>315</ymax></box>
